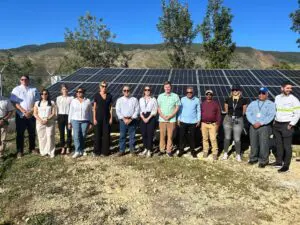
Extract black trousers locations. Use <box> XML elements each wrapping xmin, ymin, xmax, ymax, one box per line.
<box><xmin>140</xmin><ymin>112</ymin><xmax>156</xmax><ymax>151</ymax></box>
<box><xmin>273</xmin><ymin>121</ymin><xmax>294</xmax><ymax>167</ymax></box>
<box><xmin>94</xmin><ymin>119</ymin><xmax>111</xmax><ymax>156</ymax></box>
<box><xmin>179</xmin><ymin>122</ymin><xmax>196</xmax><ymax>152</ymax></box>
<box><xmin>16</xmin><ymin>113</ymin><xmax>36</xmax><ymax>153</ymax></box>
<box><xmin>57</xmin><ymin>114</ymin><xmax>72</xmax><ymax>148</ymax></box>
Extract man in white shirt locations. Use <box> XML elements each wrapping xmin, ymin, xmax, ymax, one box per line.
<box><xmin>115</xmin><ymin>85</ymin><xmax>139</xmax><ymax>156</ymax></box>
<box><xmin>272</xmin><ymin>81</ymin><xmax>300</xmax><ymax>173</ymax></box>
<box><xmin>10</xmin><ymin>75</ymin><xmax>40</xmax><ymax>158</ymax></box>
<box><xmin>0</xmin><ymin>95</ymin><xmax>14</xmax><ymax>161</ymax></box>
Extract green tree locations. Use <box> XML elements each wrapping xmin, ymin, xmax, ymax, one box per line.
<box><xmin>290</xmin><ymin>0</ymin><xmax>300</xmax><ymax>47</ymax></box>
<box><xmin>157</xmin><ymin>0</ymin><xmax>198</xmax><ymax>69</ymax></box>
<box><xmin>65</xmin><ymin>12</ymin><xmax>126</xmax><ymax>68</ymax></box>
<box><xmin>270</xmin><ymin>61</ymin><xmax>293</xmax><ymax>70</ymax></box>
<box><xmin>200</xmin><ymin>0</ymin><xmax>236</xmax><ymax>68</ymax></box>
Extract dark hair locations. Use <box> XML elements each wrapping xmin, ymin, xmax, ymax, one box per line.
<box><xmin>76</xmin><ymin>87</ymin><xmax>85</xmax><ymax>94</ymax></box>
<box><xmin>282</xmin><ymin>81</ymin><xmax>293</xmax><ymax>88</ymax></box>
<box><xmin>38</xmin><ymin>89</ymin><xmax>51</xmax><ymax>107</ymax></box>
<box><xmin>21</xmin><ymin>75</ymin><xmax>30</xmax><ymax>80</ymax></box>
<box><xmin>163</xmin><ymin>81</ymin><xmax>172</xmax><ymax>86</ymax></box>
<box><xmin>61</xmin><ymin>84</ymin><xmax>69</xmax><ymax>90</ymax></box>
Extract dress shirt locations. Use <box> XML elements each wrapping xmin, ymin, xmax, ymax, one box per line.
<box><xmin>246</xmin><ymin>99</ymin><xmax>276</xmax><ymax>125</ymax></box>
<box><xmin>201</xmin><ymin>100</ymin><xmax>222</xmax><ymax>125</ymax></box>
<box><xmin>275</xmin><ymin>94</ymin><xmax>300</xmax><ymax>126</ymax></box>
<box><xmin>35</xmin><ymin>101</ymin><xmax>55</xmax><ymax>119</ymax></box>
<box><xmin>10</xmin><ymin>85</ymin><xmax>40</xmax><ymax>117</ymax></box>
<box><xmin>116</xmin><ymin>96</ymin><xmax>139</xmax><ymax>120</ymax></box>
<box><xmin>0</xmin><ymin>96</ymin><xmax>14</xmax><ymax>118</ymax></box>
<box><xmin>139</xmin><ymin>97</ymin><xmax>158</xmax><ymax>116</ymax></box>
<box><xmin>178</xmin><ymin>96</ymin><xmax>201</xmax><ymax>124</ymax></box>
<box><xmin>68</xmin><ymin>98</ymin><xmax>92</xmax><ymax>123</ymax></box>
<box><xmin>157</xmin><ymin>92</ymin><xmax>181</xmax><ymax>122</ymax></box>
<box><xmin>56</xmin><ymin>96</ymin><xmax>73</xmax><ymax>115</ymax></box>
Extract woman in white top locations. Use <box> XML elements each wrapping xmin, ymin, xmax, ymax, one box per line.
<box><xmin>139</xmin><ymin>85</ymin><xmax>158</xmax><ymax>157</ymax></box>
<box><xmin>33</xmin><ymin>89</ymin><xmax>56</xmax><ymax>158</ymax></box>
<box><xmin>56</xmin><ymin>84</ymin><xmax>73</xmax><ymax>155</ymax></box>
<box><xmin>68</xmin><ymin>87</ymin><xmax>93</xmax><ymax>158</ymax></box>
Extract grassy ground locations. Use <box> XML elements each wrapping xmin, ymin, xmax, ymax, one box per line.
<box><xmin>1</xmin><ymin>133</ymin><xmax>300</xmax><ymax>225</ymax></box>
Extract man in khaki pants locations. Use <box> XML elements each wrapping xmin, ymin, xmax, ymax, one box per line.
<box><xmin>0</xmin><ymin>95</ymin><xmax>14</xmax><ymax>162</ymax></box>
<box><xmin>157</xmin><ymin>81</ymin><xmax>180</xmax><ymax>157</ymax></box>
<box><xmin>201</xmin><ymin>90</ymin><xmax>221</xmax><ymax>160</ymax></box>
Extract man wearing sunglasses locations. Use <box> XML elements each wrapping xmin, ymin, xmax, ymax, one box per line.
<box><xmin>272</xmin><ymin>81</ymin><xmax>300</xmax><ymax>173</ymax></box>
<box><xmin>177</xmin><ymin>87</ymin><xmax>200</xmax><ymax>158</ymax></box>
<box><xmin>246</xmin><ymin>87</ymin><xmax>276</xmax><ymax>168</ymax></box>
<box><xmin>201</xmin><ymin>90</ymin><xmax>221</xmax><ymax>160</ymax></box>
<box><xmin>116</xmin><ymin>85</ymin><xmax>140</xmax><ymax>156</ymax></box>
<box><xmin>10</xmin><ymin>75</ymin><xmax>40</xmax><ymax>158</ymax></box>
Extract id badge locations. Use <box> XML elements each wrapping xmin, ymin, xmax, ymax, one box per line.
<box><xmin>256</xmin><ymin>113</ymin><xmax>261</xmax><ymax>118</ymax></box>
<box><xmin>231</xmin><ymin>116</ymin><xmax>236</xmax><ymax>120</ymax></box>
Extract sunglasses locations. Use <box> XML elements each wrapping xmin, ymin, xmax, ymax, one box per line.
<box><xmin>101</xmin><ymin>85</ymin><xmax>107</xmax><ymax>88</ymax></box>
<box><xmin>123</xmin><ymin>90</ymin><xmax>130</xmax><ymax>92</ymax></box>
<box><xmin>144</xmin><ymin>89</ymin><xmax>151</xmax><ymax>91</ymax></box>
<box><xmin>206</xmin><ymin>93</ymin><xmax>213</xmax><ymax>96</ymax></box>
<box><xmin>77</xmin><ymin>90</ymin><xmax>84</xmax><ymax>93</ymax></box>
<box><xmin>232</xmin><ymin>89</ymin><xmax>239</xmax><ymax>92</ymax></box>
<box><xmin>259</xmin><ymin>92</ymin><xmax>267</xmax><ymax>95</ymax></box>
<box><xmin>186</xmin><ymin>91</ymin><xmax>193</xmax><ymax>94</ymax></box>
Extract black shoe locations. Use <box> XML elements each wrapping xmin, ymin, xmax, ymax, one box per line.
<box><xmin>177</xmin><ymin>150</ymin><xmax>184</xmax><ymax>157</ymax></box>
<box><xmin>248</xmin><ymin>160</ymin><xmax>258</xmax><ymax>165</ymax></box>
<box><xmin>278</xmin><ymin>166</ymin><xmax>289</xmax><ymax>173</ymax></box>
<box><xmin>157</xmin><ymin>151</ymin><xmax>165</xmax><ymax>156</ymax></box>
<box><xmin>167</xmin><ymin>152</ymin><xmax>173</xmax><ymax>157</ymax></box>
<box><xmin>269</xmin><ymin>162</ymin><xmax>282</xmax><ymax>168</ymax></box>
<box><xmin>258</xmin><ymin>163</ymin><xmax>266</xmax><ymax>168</ymax></box>
<box><xmin>191</xmin><ymin>151</ymin><xmax>197</xmax><ymax>158</ymax></box>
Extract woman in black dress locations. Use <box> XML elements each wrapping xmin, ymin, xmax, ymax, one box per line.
<box><xmin>93</xmin><ymin>81</ymin><xmax>113</xmax><ymax>156</ymax></box>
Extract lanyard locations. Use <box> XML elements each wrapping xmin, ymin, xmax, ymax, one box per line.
<box><xmin>144</xmin><ymin>97</ymin><xmax>151</xmax><ymax>111</ymax></box>
<box><xmin>232</xmin><ymin>98</ymin><xmax>239</xmax><ymax>115</ymax></box>
<box><xmin>257</xmin><ymin>100</ymin><xmax>265</xmax><ymax>112</ymax></box>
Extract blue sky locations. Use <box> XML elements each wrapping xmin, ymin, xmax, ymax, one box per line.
<box><xmin>0</xmin><ymin>0</ymin><xmax>299</xmax><ymax>52</ymax></box>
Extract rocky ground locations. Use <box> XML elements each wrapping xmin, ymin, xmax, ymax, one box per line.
<box><xmin>1</xmin><ymin>133</ymin><xmax>300</xmax><ymax>225</ymax></box>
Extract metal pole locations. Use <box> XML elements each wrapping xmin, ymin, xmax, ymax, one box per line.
<box><xmin>0</xmin><ymin>65</ymin><xmax>6</xmax><ymax>96</ymax></box>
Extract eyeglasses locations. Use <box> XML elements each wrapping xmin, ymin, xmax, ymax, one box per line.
<box><xmin>144</xmin><ymin>89</ymin><xmax>151</xmax><ymax>91</ymax></box>
<box><xmin>186</xmin><ymin>92</ymin><xmax>193</xmax><ymax>94</ymax></box>
<box><xmin>77</xmin><ymin>90</ymin><xmax>84</xmax><ymax>93</ymax></box>
<box><xmin>123</xmin><ymin>89</ymin><xmax>130</xmax><ymax>92</ymax></box>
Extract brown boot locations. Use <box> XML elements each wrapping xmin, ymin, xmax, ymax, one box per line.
<box><xmin>213</xmin><ymin>154</ymin><xmax>218</xmax><ymax>161</ymax></box>
<box><xmin>203</xmin><ymin>152</ymin><xmax>208</xmax><ymax>158</ymax></box>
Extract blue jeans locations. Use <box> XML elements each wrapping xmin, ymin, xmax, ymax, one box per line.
<box><xmin>119</xmin><ymin>119</ymin><xmax>137</xmax><ymax>152</ymax></box>
<box><xmin>71</xmin><ymin>120</ymin><xmax>89</xmax><ymax>154</ymax></box>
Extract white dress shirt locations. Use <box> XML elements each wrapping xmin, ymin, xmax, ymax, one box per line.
<box><xmin>56</xmin><ymin>96</ymin><xmax>73</xmax><ymax>115</ymax></box>
<box><xmin>10</xmin><ymin>85</ymin><xmax>40</xmax><ymax>117</ymax></box>
<box><xmin>0</xmin><ymin>96</ymin><xmax>14</xmax><ymax>118</ymax></box>
<box><xmin>139</xmin><ymin>97</ymin><xmax>158</xmax><ymax>116</ymax></box>
<box><xmin>35</xmin><ymin>101</ymin><xmax>55</xmax><ymax>119</ymax></box>
<box><xmin>116</xmin><ymin>96</ymin><xmax>139</xmax><ymax>120</ymax></box>
<box><xmin>68</xmin><ymin>98</ymin><xmax>92</xmax><ymax>123</ymax></box>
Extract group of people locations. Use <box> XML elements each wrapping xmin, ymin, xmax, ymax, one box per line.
<box><xmin>0</xmin><ymin>75</ymin><xmax>299</xmax><ymax>173</ymax></box>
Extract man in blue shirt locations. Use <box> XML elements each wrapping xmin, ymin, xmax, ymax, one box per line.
<box><xmin>178</xmin><ymin>87</ymin><xmax>201</xmax><ymax>158</ymax></box>
<box><xmin>246</xmin><ymin>87</ymin><xmax>276</xmax><ymax>168</ymax></box>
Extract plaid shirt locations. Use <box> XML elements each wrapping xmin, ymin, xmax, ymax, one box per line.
<box><xmin>157</xmin><ymin>92</ymin><xmax>180</xmax><ymax>122</ymax></box>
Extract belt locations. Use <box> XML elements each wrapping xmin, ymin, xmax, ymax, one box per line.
<box><xmin>203</xmin><ymin>121</ymin><xmax>216</xmax><ymax>124</ymax></box>
<box><xmin>123</xmin><ymin>117</ymin><xmax>132</xmax><ymax>119</ymax></box>
<box><xmin>275</xmin><ymin>121</ymin><xmax>290</xmax><ymax>124</ymax></box>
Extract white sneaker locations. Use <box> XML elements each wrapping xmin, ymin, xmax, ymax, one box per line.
<box><xmin>222</xmin><ymin>153</ymin><xmax>228</xmax><ymax>160</ymax></box>
<box><xmin>82</xmin><ymin>152</ymin><xmax>87</xmax><ymax>156</ymax></box>
<box><xmin>139</xmin><ymin>149</ymin><xmax>148</xmax><ymax>156</ymax></box>
<box><xmin>146</xmin><ymin>150</ymin><xmax>152</xmax><ymax>158</ymax></box>
<box><xmin>236</xmin><ymin>154</ymin><xmax>242</xmax><ymax>162</ymax></box>
<box><xmin>50</xmin><ymin>153</ymin><xmax>55</xmax><ymax>158</ymax></box>
<box><xmin>72</xmin><ymin>152</ymin><xmax>81</xmax><ymax>158</ymax></box>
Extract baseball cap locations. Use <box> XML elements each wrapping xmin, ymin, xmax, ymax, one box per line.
<box><xmin>231</xmin><ymin>84</ymin><xmax>241</xmax><ymax>91</ymax></box>
<box><xmin>259</xmin><ymin>87</ymin><xmax>268</xmax><ymax>93</ymax></box>
<box><xmin>205</xmin><ymin>90</ymin><xmax>213</xmax><ymax>95</ymax></box>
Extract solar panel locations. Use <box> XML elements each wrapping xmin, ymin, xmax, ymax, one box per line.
<box><xmin>47</xmin><ymin>68</ymin><xmax>300</xmax><ymax>111</ymax></box>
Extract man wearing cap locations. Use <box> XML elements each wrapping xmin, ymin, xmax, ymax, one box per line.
<box><xmin>201</xmin><ymin>90</ymin><xmax>221</xmax><ymax>160</ymax></box>
<box><xmin>246</xmin><ymin>87</ymin><xmax>276</xmax><ymax>168</ymax></box>
<box><xmin>272</xmin><ymin>81</ymin><xmax>300</xmax><ymax>173</ymax></box>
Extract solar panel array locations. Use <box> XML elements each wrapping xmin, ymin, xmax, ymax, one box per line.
<box><xmin>48</xmin><ymin>68</ymin><xmax>300</xmax><ymax>109</ymax></box>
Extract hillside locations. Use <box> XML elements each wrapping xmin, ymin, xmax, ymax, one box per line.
<box><xmin>1</xmin><ymin>42</ymin><xmax>300</xmax><ymax>72</ymax></box>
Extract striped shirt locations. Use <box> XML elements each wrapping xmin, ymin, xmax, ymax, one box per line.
<box><xmin>275</xmin><ymin>94</ymin><xmax>300</xmax><ymax>126</ymax></box>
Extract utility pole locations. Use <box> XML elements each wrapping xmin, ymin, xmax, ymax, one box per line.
<box><xmin>0</xmin><ymin>65</ymin><xmax>6</xmax><ymax>96</ymax></box>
